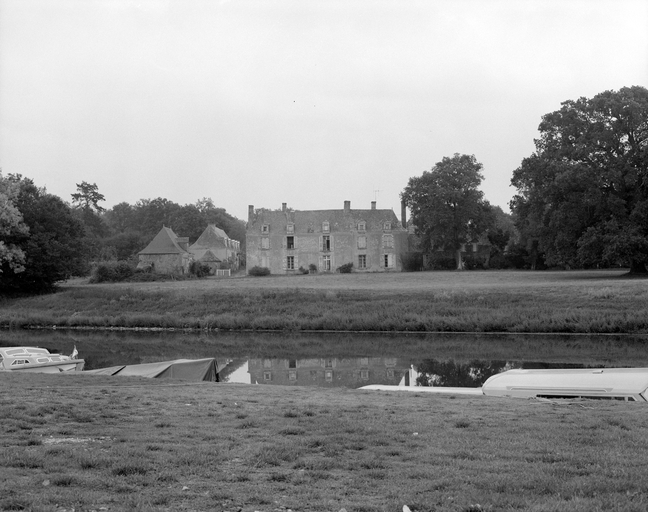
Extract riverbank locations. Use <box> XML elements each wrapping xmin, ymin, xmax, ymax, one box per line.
<box><xmin>1</xmin><ymin>270</ymin><xmax>647</xmax><ymax>333</ymax></box>
<box><xmin>2</xmin><ymin>372</ymin><xmax>647</xmax><ymax>512</ymax></box>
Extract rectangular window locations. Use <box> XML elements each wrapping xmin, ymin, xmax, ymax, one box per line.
<box><xmin>325</xmin><ymin>370</ymin><xmax>333</xmax><ymax>382</ymax></box>
<box><xmin>383</xmin><ymin>221</ymin><xmax>391</xmax><ymax>231</ymax></box>
<box><xmin>289</xmin><ymin>370</ymin><xmax>297</xmax><ymax>381</ymax></box>
<box><xmin>322</xmin><ymin>221</ymin><xmax>330</xmax><ymax>232</ymax></box>
<box><xmin>358</xmin><ymin>221</ymin><xmax>366</xmax><ymax>232</ymax></box>
<box><xmin>263</xmin><ymin>371</ymin><xmax>272</xmax><ymax>381</ymax></box>
<box><xmin>287</xmin><ymin>223</ymin><xmax>294</xmax><ymax>234</ymax></box>
<box><xmin>287</xmin><ymin>256</ymin><xmax>295</xmax><ymax>270</ymax></box>
<box><xmin>357</xmin><ymin>236</ymin><xmax>366</xmax><ymax>249</ymax></box>
<box><xmin>323</xmin><ymin>255</ymin><xmax>331</xmax><ymax>271</ymax></box>
<box><xmin>358</xmin><ymin>254</ymin><xmax>367</xmax><ymax>269</ymax></box>
<box><xmin>287</xmin><ymin>236</ymin><xmax>294</xmax><ymax>249</ymax></box>
<box><xmin>261</xmin><ymin>237</ymin><xmax>269</xmax><ymax>250</ymax></box>
<box><xmin>384</xmin><ymin>254</ymin><xmax>395</xmax><ymax>268</ymax></box>
<box><xmin>261</xmin><ymin>224</ymin><xmax>269</xmax><ymax>233</ymax></box>
<box><xmin>322</xmin><ymin>235</ymin><xmax>331</xmax><ymax>251</ymax></box>
<box><xmin>360</xmin><ymin>369</ymin><xmax>369</xmax><ymax>380</ymax></box>
<box><xmin>383</xmin><ymin>234</ymin><xmax>393</xmax><ymax>248</ymax></box>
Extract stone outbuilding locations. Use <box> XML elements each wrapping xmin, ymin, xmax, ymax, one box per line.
<box><xmin>137</xmin><ymin>226</ymin><xmax>192</xmax><ymax>275</ymax></box>
<box><xmin>189</xmin><ymin>224</ymin><xmax>241</xmax><ymax>272</ymax></box>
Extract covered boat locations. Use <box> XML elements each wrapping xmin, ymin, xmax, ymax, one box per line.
<box><xmin>482</xmin><ymin>368</ymin><xmax>648</xmax><ymax>402</ymax></box>
<box><xmin>84</xmin><ymin>358</ymin><xmax>219</xmax><ymax>382</ymax></box>
<box><xmin>0</xmin><ymin>346</ymin><xmax>84</xmax><ymax>373</ymax></box>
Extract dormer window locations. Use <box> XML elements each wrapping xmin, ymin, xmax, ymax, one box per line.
<box><xmin>287</xmin><ymin>223</ymin><xmax>294</xmax><ymax>234</ymax></box>
<box><xmin>322</xmin><ymin>221</ymin><xmax>330</xmax><ymax>233</ymax></box>
<box><xmin>261</xmin><ymin>224</ymin><xmax>269</xmax><ymax>234</ymax></box>
<box><xmin>383</xmin><ymin>221</ymin><xmax>392</xmax><ymax>231</ymax></box>
<box><xmin>358</xmin><ymin>221</ymin><xmax>366</xmax><ymax>232</ymax></box>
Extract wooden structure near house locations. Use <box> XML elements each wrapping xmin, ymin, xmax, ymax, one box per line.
<box><xmin>137</xmin><ymin>226</ymin><xmax>192</xmax><ymax>275</ymax></box>
<box><xmin>246</xmin><ymin>201</ymin><xmax>409</xmax><ymax>274</ymax></box>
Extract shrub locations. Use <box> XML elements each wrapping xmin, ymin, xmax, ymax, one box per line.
<box><xmin>337</xmin><ymin>262</ymin><xmax>353</xmax><ymax>273</ymax></box>
<box><xmin>427</xmin><ymin>255</ymin><xmax>456</xmax><ymax>270</ymax></box>
<box><xmin>248</xmin><ymin>266</ymin><xmax>270</xmax><ymax>277</ymax></box>
<box><xmin>189</xmin><ymin>261</ymin><xmax>211</xmax><ymax>278</ymax></box>
<box><xmin>89</xmin><ymin>261</ymin><xmax>135</xmax><ymax>283</ymax></box>
<box><xmin>298</xmin><ymin>266</ymin><xmax>309</xmax><ymax>275</ymax></box>
<box><xmin>401</xmin><ymin>252</ymin><xmax>423</xmax><ymax>272</ymax></box>
<box><xmin>308</xmin><ymin>264</ymin><xmax>317</xmax><ymax>272</ymax></box>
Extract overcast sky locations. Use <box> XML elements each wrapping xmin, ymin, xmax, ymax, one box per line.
<box><xmin>1</xmin><ymin>0</ymin><xmax>646</xmax><ymax>222</ymax></box>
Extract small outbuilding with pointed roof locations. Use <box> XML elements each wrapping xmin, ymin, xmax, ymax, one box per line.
<box><xmin>189</xmin><ymin>224</ymin><xmax>241</xmax><ymax>272</ymax></box>
<box><xmin>137</xmin><ymin>226</ymin><xmax>193</xmax><ymax>275</ymax></box>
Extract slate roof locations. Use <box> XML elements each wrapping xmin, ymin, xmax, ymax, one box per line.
<box><xmin>138</xmin><ymin>227</ymin><xmax>190</xmax><ymax>255</ymax></box>
<box><xmin>192</xmin><ymin>249</ymin><xmax>222</xmax><ymax>262</ymax></box>
<box><xmin>189</xmin><ymin>224</ymin><xmax>229</xmax><ymax>250</ymax></box>
<box><xmin>249</xmin><ymin>208</ymin><xmax>405</xmax><ymax>233</ymax></box>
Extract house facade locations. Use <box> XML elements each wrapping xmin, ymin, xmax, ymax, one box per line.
<box><xmin>137</xmin><ymin>226</ymin><xmax>192</xmax><ymax>275</ymax></box>
<box><xmin>246</xmin><ymin>201</ymin><xmax>409</xmax><ymax>274</ymax></box>
<box><xmin>189</xmin><ymin>224</ymin><xmax>241</xmax><ymax>271</ymax></box>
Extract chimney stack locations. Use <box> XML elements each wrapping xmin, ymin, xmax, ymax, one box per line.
<box><xmin>344</xmin><ymin>200</ymin><xmax>351</xmax><ymax>212</ymax></box>
<box><xmin>282</xmin><ymin>202</ymin><xmax>287</xmax><ymax>212</ymax></box>
<box><xmin>401</xmin><ymin>200</ymin><xmax>407</xmax><ymax>228</ymax></box>
<box><xmin>248</xmin><ymin>205</ymin><xmax>254</xmax><ymax>221</ymax></box>
<box><xmin>371</xmin><ymin>201</ymin><xmax>376</xmax><ymax>210</ymax></box>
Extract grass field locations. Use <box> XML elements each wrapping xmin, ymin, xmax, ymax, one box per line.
<box><xmin>3</xmin><ymin>372</ymin><xmax>648</xmax><ymax>512</ymax></box>
<box><xmin>1</xmin><ymin>270</ymin><xmax>647</xmax><ymax>333</ymax></box>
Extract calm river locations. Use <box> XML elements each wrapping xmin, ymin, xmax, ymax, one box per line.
<box><xmin>2</xmin><ymin>329</ymin><xmax>647</xmax><ymax>388</ymax></box>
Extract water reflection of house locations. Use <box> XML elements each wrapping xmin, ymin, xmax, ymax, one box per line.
<box><xmin>248</xmin><ymin>357</ymin><xmax>409</xmax><ymax>388</ymax></box>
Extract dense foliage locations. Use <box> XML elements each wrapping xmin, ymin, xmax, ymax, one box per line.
<box><xmin>511</xmin><ymin>86</ymin><xmax>648</xmax><ymax>272</ymax></box>
<box><xmin>401</xmin><ymin>153</ymin><xmax>494</xmax><ymax>269</ymax></box>
<box><xmin>0</xmin><ymin>172</ymin><xmax>28</xmax><ymax>274</ymax></box>
<box><xmin>0</xmin><ymin>173</ymin><xmax>245</xmax><ymax>293</ymax></box>
<box><xmin>0</xmin><ymin>174</ymin><xmax>87</xmax><ymax>293</ymax></box>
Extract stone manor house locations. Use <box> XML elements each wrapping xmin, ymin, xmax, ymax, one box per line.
<box><xmin>246</xmin><ymin>201</ymin><xmax>409</xmax><ymax>274</ymax></box>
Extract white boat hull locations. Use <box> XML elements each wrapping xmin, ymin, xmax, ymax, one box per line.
<box><xmin>7</xmin><ymin>360</ymin><xmax>85</xmax><ymax>373</ymax></box>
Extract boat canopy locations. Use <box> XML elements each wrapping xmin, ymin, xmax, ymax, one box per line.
<box><xmin>84</xmin><ymin>358</ymin><xmax>219</xmax><ymax>382</ymax></box>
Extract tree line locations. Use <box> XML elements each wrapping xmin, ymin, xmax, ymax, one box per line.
<box><xmin>0</xmin><ymin>175</ymin><xmax>246</xmax><ymax>293</ymax></box>
<box><xmin>402</xmin><ymin>85</ymin><xmax>648</xmax><ymax>273</ymax></box>
<box><xmin>2</xmin><ymin>85</ymin><xmax>646</xmax><ymax>293</ymax></box>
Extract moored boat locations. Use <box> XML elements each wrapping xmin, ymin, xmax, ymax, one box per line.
<box><xmin>0</xmin><ymin>346</ymin><xmax>85</xmax><ymax>373</ymax></box>
<box><xmin>482</xmin><ymin>368</ymin><xmax>648</xmax><ymax>402</ymax></box>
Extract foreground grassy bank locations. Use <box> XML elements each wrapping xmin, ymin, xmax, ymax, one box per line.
<box><xmin>1</xmin><ymin>270</ymin><xmax>647</xmax><ymax>333</ymax></box>
<box><xmin>2</xmin><ymin>373</ymin><xmax>648</xmax><ymax>512</ymax></box>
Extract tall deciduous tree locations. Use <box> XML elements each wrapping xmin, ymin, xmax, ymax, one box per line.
<box><xmin>0</xmin><ymin>175</ymin><xmax>86</xmax><ymax>293</ymax></box>
<box><xmin>511</xmin><ymin>86</ymin><xmax>648</xmax><ymax>272</ymax></box>
<box><xmin>0</xmin><ymin>172</ymin><xmax>29</xmax><ymax>274</ymax></box>
<box><xmin>401</xmin><ymin>153</ymin><xmax>492</xmax><ymax>270</ymax></box>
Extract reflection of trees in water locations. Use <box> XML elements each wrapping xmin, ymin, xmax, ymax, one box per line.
<box><xmin>415</xmin><ymin>359</ymin><xmax>514</xmax><ymax>387</ymax></box>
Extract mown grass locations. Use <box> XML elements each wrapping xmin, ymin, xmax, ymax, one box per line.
<box><xmin>1</xmin><ymin>270</ymin><xmax>648</xmax><ymax>333</ymax></box>
<box><xmin>2</xmin><ymin>372</ymin><xmax>648</xmax><ymax>512</ymax></box>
